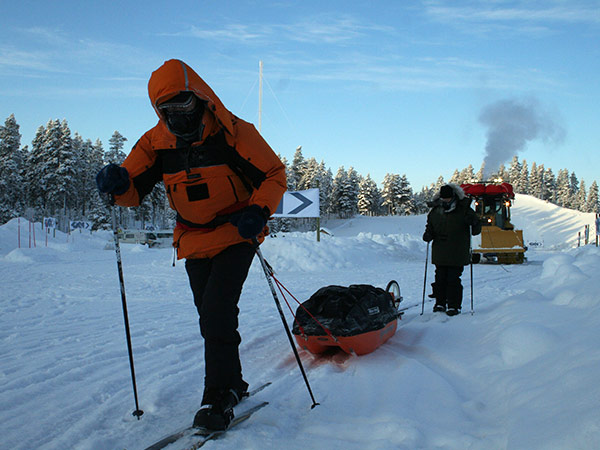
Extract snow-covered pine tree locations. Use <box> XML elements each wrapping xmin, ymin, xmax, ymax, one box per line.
<box><xmin>497</xmin><ymin>163</ymin><xmax>509</xmax><ymax>181</ymax></box>
<box><xmin>317</xmin><ymin>162</ymin><xmax>333</xmax><ymax>217</ymax></box>
<box><xmin>105</xmin><ymin>131</ymin><xmax>128</xmax><ymax>164</ymax></box>
<box><xmin>144</xmin><ymin>181</ymin><xmax>171</xmax><ymax>229</ymax></box>
<box><xmin>543</xmin><ymin>167</ymin><xmax>556</xmax><ymax>202</ymax></box>
<box><xmin>434</xmin><ymin>176</ymin><xmax>445</xmax><ymax>191</ymax></box>
<box><xmin>357</xmin><ymin>174</ymin><xmax>380</xmax><ymax>216</ymax></box>
<box><xmin>71</xmin><ymin>134</ymin><xmax>104</xmax><ymax>218</ymax></box>
<box><xmin>517</xmin><ymin>160</ymin><xmax>529</xmax><ymax>194</ymax></box>
<box><xmin>86</xmin><ymin>139</ymin><xmax>111</xmax><ymax>230</ymax></box>
<box><xmin>87</xmin><ymin>190</ymin><xmax>111</xmax><ymax>230</ymax></box>
<box><xmin>297</xmin><ymin>157</ymin><xmax>319</xmax><ymax>191</ymax></box>
<box><xmin>397</xmin><ymin>174</ymin><xmax>416</xmax><ymax>215</ymax></box>
<box><xmin>459</xmin><ymin>164</ymin><xmax>475</xmax><ymax>184</ymax></box>
<box><xmin>29</xmin><ymin>119</ymin><xmax>77</xmax><ymax>223</ymax></box>
<box><xmin>570</xmin><ymin>172</ymin><xmax>579</xmax><ymax>201</ymax></box>
<box><xmin>508</xmin><ymin>156</ymin><xmax>522</xmax><ymax>187</ymax></box>
<box><xmin>268</xmin><ymin>155</ymin><xmax>292</xmax><ymax>233</ymax></box>
<box><xmin>381</xmin><ymin>173</ymin><xmax>402</xmax><ymax>215</ymax></box>
<box><xmin>555</xmin><ymin>169</ymin><xmax>571</xmax><ymax>208</ymax></box>
<box><xmin>449</xmin><ymin>169</ymin><xmax>460</xmax><ymax>184</ymax></box>
<box><xmin>331</xmin><ymin>166</ymin><xmax>355</xmax><ymax>218</ymax></box>
<box><xmin>475</xmin><ymin>163</ymin><xmax>485</xmax><ymax>182</ymax></box>
<box><xmin>276</xmin><ymin>155</ymin><xmax>294</xmax><ymax>191</ymax></box>
<box><xmin>71</xmin><ymin>133</ymin><xmax>86</xmax><ymax>215</ymax></box>
<box><xmin>575</xmin><ymin>180</ymin><xmax>587</xmax><ymax>212</ymax></box>
<box><xmin>413</xmin><ymin>186</ymin><xmax>430</xmax><ymax>214</ymax></box>
<box><xmin>0</xmin><ymin>114</ymin><xmax>25</xmax><ymax>223</ymax></box>
<box><xmin>345</xmin><ymin>167</ymin><xmax>360</xmax><ymax>217</ymax></box>
<box><xmin>135</xmin><ymin>197</ymin><xmax>152</xmax><ymax>230</ymax></box>
<box><xmin>529</xmin><ymin>162</ymin><xmax>543</xmax><ymax>199</ymax></box>
<box><xmin>586</xmin><ymin>181</ymin><xmax>599</xmax><ymax>213</ymax></box>
<box><xmin>54</xmin><ymin>120</ymin><xmax>77</xmax><ymax>223</ymax></box>
<box><xmin>25</xmin><ymin>125</ymin><xmax>48</xmax><ymax>213</ymax></box>
<box><xmin>290</xmin><ymin>146</ymin><xmax>306</xmax><ymax>191</ymax></box>
<box><xmin>488</xmin><ymin>163</ymin><xmax>509</xmax><ymax>182</ymax></box>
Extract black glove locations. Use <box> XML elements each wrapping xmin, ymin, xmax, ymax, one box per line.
<box><xmin>465</xmin><ymin>214</ymin><xmax>480</xmax><ymax>227</ymax></box>
<box><xmin>96</xmin><ymin>164</ymin><xmax>130</xmax><ymax>195</ymax></box>
<box><xmin>230</xmin><ymin>205</ymin><xmax>269</xmax><ymax>239</ymax></box>
<box><xmin>422</xmin><ymin>224</ymin><xmax>434</xmax><ymax>242</ymax></box>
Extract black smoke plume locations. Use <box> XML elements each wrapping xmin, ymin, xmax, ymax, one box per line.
<box><xmin>479</xmin><ymin>97</ymin><xmax>565</xmax><ymax>178</ymax></box>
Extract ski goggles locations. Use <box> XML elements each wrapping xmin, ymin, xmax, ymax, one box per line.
<box><xmin>158</xmin><ymin>92</ymin><xmax>199</xmax><ymax>114</ymax></box>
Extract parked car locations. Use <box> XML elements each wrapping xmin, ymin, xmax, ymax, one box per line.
<box><xmin>117</xmin><ymin>230</ymin><xmax>173</xmax><ymax>248</ymax></box>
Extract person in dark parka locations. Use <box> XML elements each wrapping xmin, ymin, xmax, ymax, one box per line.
<box><xmin>423</xmin><ymin>184</ymin><xmax>481</xmax><ymax>316</ymax></box>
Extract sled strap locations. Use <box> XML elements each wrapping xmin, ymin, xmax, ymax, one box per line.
<box><xmin>271</xmin><ymin>273</ymin><xmax>338</xmax><ymax>343</ymax></box>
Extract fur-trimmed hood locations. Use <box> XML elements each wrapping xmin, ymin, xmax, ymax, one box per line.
<box><xmin>432</xmin><ymin>183</ymin><xmax>465</xmax><ymax>202</ymax></box>
<box><xmin>427</xmin><ymin>183</ymin><xmax>466</xmax><ymax>208</ymax></box>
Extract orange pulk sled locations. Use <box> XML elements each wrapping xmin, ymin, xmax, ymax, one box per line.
<box><xmin>291</xmin><ymin>281</ymin><xmax>403</xmax><ymax>356</ymax></box>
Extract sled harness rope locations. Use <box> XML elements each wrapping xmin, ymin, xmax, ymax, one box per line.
<box><xmin>261</xmin><ymin>258</ymin><xmax>339</xmax><ymax>343</ymax></box>
<box><xmin>251</xmin><ymin>239</ymin><xmax>319</xmax><ymax>409</ymax></box>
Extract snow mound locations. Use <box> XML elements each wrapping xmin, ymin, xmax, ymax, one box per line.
<box><xmin>3</xmin><ymin>248</ymin><xmax>34</xmax><ymax>263</ymax></box>
<box><xmin>258</xmin><ymin>230</ymin><xmax>423</xmax><ymax>272</ymax></box>
<box><xmin>499</xmin><ymin>322</ymin><xmax>558</xmax><ymax>367</ymax></box>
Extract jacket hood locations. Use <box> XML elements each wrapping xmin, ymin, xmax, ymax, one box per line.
<box><xmin>148</xmin><ymin>59</ymin><xmax>234</xmax><ymax>136</ymax></box>
<box><xmin>427</xmin><ymin>183</ymin><xmax>467</xmax><ymax>209</ymax></box>
<box><xmin>432</xmin><ymin>183</ymin><xmax>465</xmax><ymax>202</ymax></box>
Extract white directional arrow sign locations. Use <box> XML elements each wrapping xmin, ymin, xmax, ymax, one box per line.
<box><xmin>273</xmin><ymin>188</ymin><xmax>320</xmax><ymax>218</ymax></box>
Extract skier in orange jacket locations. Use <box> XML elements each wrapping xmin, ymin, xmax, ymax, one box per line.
<box><xmin>97</xmin><ymin>59</ymin><xmax>286</xmax><ymax>430</ymax></box>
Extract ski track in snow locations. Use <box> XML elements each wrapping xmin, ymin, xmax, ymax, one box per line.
<box><xmin>1</xmin><ymin>194</ymin><xmax>600</xmax><ymax>449</ymax></box>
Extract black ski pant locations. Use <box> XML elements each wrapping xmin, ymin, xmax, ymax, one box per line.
<box><xmin>185</xmin><ymin>242</ymin><xmax>255</xmax><ymax>392</ymax></box>
<box><xmin>433</xmin><ymin>265</ymin><xmax>464</xmax><ymax>310</ymax></box>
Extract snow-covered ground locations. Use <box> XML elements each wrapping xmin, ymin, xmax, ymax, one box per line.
<box><xmin>1</xmin><ymin>195</ymin><xmax>599</xmax><ymax>450</ymax></box>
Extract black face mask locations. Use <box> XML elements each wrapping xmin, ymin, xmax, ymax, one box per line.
<box><xmin>159</xmin><ymin>92</ymin><xmax>205</xmax><ymax>141</ymax></box>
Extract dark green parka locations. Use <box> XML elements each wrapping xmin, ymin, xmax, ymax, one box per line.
<box><xmin>424</xmin><ymin>184</ymin><xmax>481</xmax><ymax>267</ymax></box>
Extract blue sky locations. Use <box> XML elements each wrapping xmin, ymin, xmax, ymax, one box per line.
<box><xmin>1</xmin><ymin>0</ymin><xmax>599</xmax><ymax>189</ymax></box>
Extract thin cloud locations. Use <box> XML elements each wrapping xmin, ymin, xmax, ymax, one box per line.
<box><xmin>0</xmin><ymin>83</ymin><xmax>147</xmax><ymax>99</ymax></box>
<box><xmin>284</xmin><ymin>16</ymin><xmax>395</xmax><ymax>44</ymax></box>
<box><xmin>172</xmin><ymin>14</ymin><xmax>395</xmax><ymax>46</ymax></box>
<box><xmin>424</xmin><ymin>0</ymin><xmax>600</xmax><ymax>26</ymax></box>
<box><xmin>185</xmin><ymin>24</ymin><xmax>267</xmax><ymax>42</ymax></box>
<box><xmin>262</xmin><ymin>51</ymin><xmax>562</xmax><ymax>93</ymax></box>
<box><xmin>0</xmin><ymin>46</ymin><xmax>61</xmax><ymax>73</ymax></box>
<box><xmin>1</xmin><ymin>26</ymin><xmax>156</xmax><ymax>77</ymax></box>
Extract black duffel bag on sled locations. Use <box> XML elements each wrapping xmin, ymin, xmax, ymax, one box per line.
<box><xmin>291</xmin><ymin>281</ymin><xmax>402</xmax><ymax>356</ymax></box>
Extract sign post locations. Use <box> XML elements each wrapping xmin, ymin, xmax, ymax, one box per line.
<box><xmin>272</xmin><ymin>188</ymin><xmax>321</xmax><ymax>240</ymax></box>
<box><xmin>44</xmin><ymin>217</ymin><xmax>57</xmax><ymax>243</ymax></box>
<box><xmin>585</xmin><ymin>224</ymin><xmax>590</xmax><ymax>245</ymax></box>
<box><xmin>70</xmin><ymin>221</ymin><xmax>92</xmax><ymax>233</ymax></box>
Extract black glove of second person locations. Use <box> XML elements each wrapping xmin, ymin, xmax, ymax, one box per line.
<box><xmin>230</xmin><ymin>205</ymin><xmax>269</xmax><ymax>239</ymax></box>
<box><xmin>96</xmin><ymin>164</ymin><xmax>130</xmax><ymax>195</ymax></box>
<box><xmin>422</xmin><ymin>225</ymin><xmax>435</xmax><ymax>242</ymax></box>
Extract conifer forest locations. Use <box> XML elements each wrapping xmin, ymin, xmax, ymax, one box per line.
<box><xmin>1</xmin><ymin>114</ymin><xmax>598</xmax><ymax>232</ymax></box>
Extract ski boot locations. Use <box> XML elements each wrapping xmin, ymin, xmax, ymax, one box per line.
<box><xmin>193</xmin><ymin>384</ymin><xmax>248</xmax><ymax>431</ymax></box>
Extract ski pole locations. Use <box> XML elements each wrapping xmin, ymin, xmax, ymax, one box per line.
<box><xmin>252</xmin><ymin>238</ymin><xmax>319</xmax><ymax>409</ymax></box>
<box><xmin>470</xmin><ymin>232</ymin><xmax>474</xmax><ymax>315</ymax></box>
<box><xmin>110</xmin><ymin>204</ymin><xmax>144</xmax><ymax>419</ymax></box>
<box><xmin>420</xmin><ymin>241</ymin><xmax>430</xmax><ymax>315</ymax></box>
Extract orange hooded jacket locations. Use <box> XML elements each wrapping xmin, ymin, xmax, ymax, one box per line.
<box><xmin>114</xmin><ymin>59</ymin><xmax>286</xmax><ymax>259</ymax></box>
